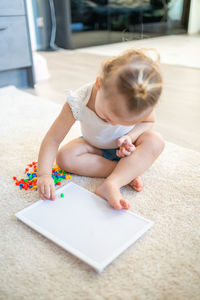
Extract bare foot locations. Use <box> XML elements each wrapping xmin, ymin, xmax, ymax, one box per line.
<box><xmin>95</xmin><ymin>180</ymin><xmax>130</xmax><ymax>210</ymax></box>
<box><xmin>129</xmin><ymin>176</ymin><xmax>143</xmax><ymax>192</ymax></box>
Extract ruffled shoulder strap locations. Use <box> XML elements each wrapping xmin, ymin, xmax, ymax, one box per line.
<box><xmin>65</xmin><ymin>82</ymin><xmax>94</xmax><ymax>120</ymax></box>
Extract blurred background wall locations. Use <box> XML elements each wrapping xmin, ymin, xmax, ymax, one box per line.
<box><xmin>26</xmin><ymin>0</ymin><xmax>198</xmax><ymax>51</ymax></box>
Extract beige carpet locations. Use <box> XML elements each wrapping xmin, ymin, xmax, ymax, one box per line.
<box><xmin>0</xmin><ymin>86</ymin><xmax>200</xmax><ymax>300</ymax></box>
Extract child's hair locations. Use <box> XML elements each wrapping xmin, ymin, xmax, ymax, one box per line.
<box><xmin>100</xmin><ymin>48</ymin><xmax>163</xmax><ymax>114</ymax></box>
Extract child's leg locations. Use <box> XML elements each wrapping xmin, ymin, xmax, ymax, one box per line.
<box><xmin>56</xmin><ymin>131</ymin><xmax>164</xmax><ymax>210</ymax></box>
<box><xmin>56</xmin><ymin>137</ymin><xmax>117</xmax><ymax>177</ymax></box>
<box><xmin>95</xmin><ymin>131</ymin><xmax>165</xmax><ymax>210</ymax></box>
<box><xmin>56</xmin><ymin>137</ymin><xmax>142</xmax><ymax>194</ymax></box>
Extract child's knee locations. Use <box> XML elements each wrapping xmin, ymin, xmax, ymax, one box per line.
<box><xmin>138</xmin><ymin>130</ymin><xmax>165</xmax><ymax>157</ymax></box>
<box><xmin>150</xmin><ymin>131</ymin><xmax>165</xmax><ymax>156</ymax></box>
<box><xmin>56</xmin><ymin>149</ymin><xmax>65</xmax><ymax>167</ymax></box>
<box><xmin>56</xmin><ymin>147</ymin><xmax>74</xmax><ymax>169</ymax></box>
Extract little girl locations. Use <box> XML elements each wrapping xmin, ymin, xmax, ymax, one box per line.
<box><xmin>37</xmin><ymin>48</ymin><xmax>165</xmax><ymax>210</ymax></box>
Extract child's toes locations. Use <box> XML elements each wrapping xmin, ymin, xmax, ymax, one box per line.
<box><xmin>120</xmin><ymin>199</ymin><xmax>130</xmax><ymax>210</ymax></box>
<box><xmin>113</xmin><ymin>201</ymin><xmax>122</xmax><ymax>210</ymax></box>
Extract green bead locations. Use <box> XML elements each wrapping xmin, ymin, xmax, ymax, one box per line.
<box><xmin>60</xmin><ymin>193</ymin><xmax>64</xmax><ymax>198</ymax></box>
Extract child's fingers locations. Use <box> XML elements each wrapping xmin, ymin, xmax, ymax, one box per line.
<box><xmin>117</xmin><ymin>144</ymin><xmax>134</xmax><ymax>157</ymax></box>
<box><xmin>40</xmin><ymin>184</ymin><xmax>45</xmax><ymax>195</ymax></box>
<box><xmin>118</xmin><ymin>137</ymin><xmax>127</xmax><ymax>147</ymax></box>
<box><xmin>116</xmin><ymin>149</ymin><xmax>125</xmax><ymax>158</ymax></box>
<box><xmin>130</xmin><ymin>145</ymin><xmax>136</xmax><ymax>151</ymax></box>
<box><xmin>39</xmin><ymin>188</ymin><xmax>47</xmax><ymax>200</ymax></box>
<box><xmin>116</xmin><ymin>149</ymin><xmax>124</xmax><ymax>157</ymax></box>
<box><xmin>116</xmin><ymin>150</ymin><xmax>120</xmax><ymax>157</ymax></box>
<box><xmin>123</xmin><ymin>140</ymin><xmax>133</xmax><ymax>148</ymax></box>
<box><xmin>126</xmin><ymin>144</ymin><xmax>136</xmax><ymax>152</ymax></box>
<box><xmin>40</xmin><ymin>189</ymin><xmax>48</xmax><ymax>200</ymax></box>
<box><xmin>50</xmin><ymin>185</ymin><xmax>56</xmax><ymax>200</ymax></box>
<box><xmin>44</xmin><ymin>184</ymin><xmax>51</xmax><ymax>199</ymax></box>
<box><xmin>121</xmin><ymin>147</ymin><xmax>131</xmax><ymax>156</ymax></box>
<box><xmin>41</xmin><ymin>194</ymin><xmax>47</xmax><ymax>200</ymax></box>
<box><xmin>117</xmin><ymin>138</ymin><xmax>123</xmax><ymax>147</ymax></box>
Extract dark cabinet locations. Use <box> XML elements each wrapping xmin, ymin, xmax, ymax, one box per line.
<box><xmin>54</xmin><ymin>0</ymin><xmax>187</xmax><ymax>50</ymax></box>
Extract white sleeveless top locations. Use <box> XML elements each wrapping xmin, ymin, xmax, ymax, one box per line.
<box><xmin>66</xmin><ymin>82</ymin><xmax>135</xmax><ymax>149</ymax></box>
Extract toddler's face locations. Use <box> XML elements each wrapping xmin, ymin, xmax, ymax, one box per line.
<box><xmin>95</xmin><ymin>86</ymin><xmax>152</xmax><ymax>126</ymax></box>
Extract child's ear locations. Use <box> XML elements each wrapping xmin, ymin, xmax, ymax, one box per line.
<box><xmin>95</xmin><ymin>77</ymin><xmax>102</xmax><ymax>90</ymax></box>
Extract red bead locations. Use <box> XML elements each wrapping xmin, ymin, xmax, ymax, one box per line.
<box><xmin>13</xmin><ymin>176</ymin><xmax>17</xmax><ymax>180</ymax></box>
<box><xmin>56</xmin><ymin>182</ymin><xmax>61</xmax><ymax>185</ymax></box>
<box><xmin>23</xmin><ymin>184</ymin><xmax>28</xmax><ymax>189</ymax></box>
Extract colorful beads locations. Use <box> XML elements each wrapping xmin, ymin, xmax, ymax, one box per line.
<box><xmin>13</xmin><ymin>161</ymin><xmax>71</xmax><ymax>191</ymax></box>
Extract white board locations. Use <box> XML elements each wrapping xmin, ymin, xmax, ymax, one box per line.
<box><xmin>15</xmin><ymin>182</ymin><xmax>154</xmax><ymax>272</ymax></box>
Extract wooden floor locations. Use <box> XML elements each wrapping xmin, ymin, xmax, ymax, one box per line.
<box><xmin>27</xmin><ymin>51</ymin><xmax>200</xmax><ymax>152</ymax></box>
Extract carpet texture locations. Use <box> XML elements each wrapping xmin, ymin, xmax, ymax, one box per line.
<box><xmin>0</xmin><ymin>86</ymin><xmax>200</xmax><ymax>300</ymax></box>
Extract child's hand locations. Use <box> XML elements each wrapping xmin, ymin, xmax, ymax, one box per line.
<box><xmin>116</xmin><ymin>135</ymin><xmax>136</xmax><ymax>158</ymax></box>
<box><xmin>37</xmin><ymin>174</ymin><xmax>56</xmax><ymax>200</ymax></box>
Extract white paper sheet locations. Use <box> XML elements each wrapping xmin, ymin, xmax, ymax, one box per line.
<box><xmin>15</xmin><ymin>182</ymin><xmax>154</xmax><ymax>272</ymax></box>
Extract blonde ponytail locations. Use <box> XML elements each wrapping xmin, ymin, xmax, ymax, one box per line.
<box><xmin>135</xmin><ymin>82</ymin><xmax>148</xmax><ymax>100</ymax></box>
<box><xmin>100</xmin><ymin>48</ymin><xmax>163</xmax><ymax>113</ymax></box>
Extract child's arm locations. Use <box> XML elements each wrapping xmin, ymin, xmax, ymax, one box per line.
<box><xmin>127</xmin><ymin>110</ymin><xmax>155</xmax><ymax>143</ymax></box>
<box><xmin>37</xmin><ymin>102</ymin><xmax>76</xmax><ymax>200</ymax></box>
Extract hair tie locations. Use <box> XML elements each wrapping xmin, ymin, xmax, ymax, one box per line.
<box><xmin>136</xmin><ymin>83</ymin><xmax>147</xmax><ymax>99</ymax></box>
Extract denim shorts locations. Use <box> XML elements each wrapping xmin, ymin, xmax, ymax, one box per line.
<box><xmin>80</xmin><ymin>136</ymin><xmax>120</xmax><ymax>161</ymax></box>
<box><xmin>101</xmin><ymin>148</ymin><xmax>120</xmax><ymax>161</ymax></box>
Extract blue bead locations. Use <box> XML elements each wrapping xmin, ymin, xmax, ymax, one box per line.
<box><xmin>29</xmin><ymin>185</ymin><xmax>33</xmax><ymax>188</ymax></box>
